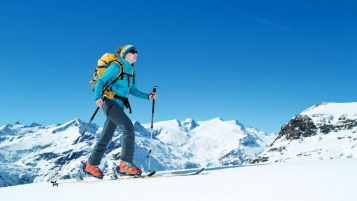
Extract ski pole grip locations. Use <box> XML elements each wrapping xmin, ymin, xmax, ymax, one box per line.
<box><xmin>151</xmin><ymin>86</ymin><xmax>157</xmax><ymax>114</ymax></box>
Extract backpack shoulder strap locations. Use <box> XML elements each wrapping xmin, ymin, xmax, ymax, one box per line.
<box><xmin>132</xmin><ymin>68</ymin><xmax>135</xmax><ymax>84</ymax></box>
<box><xmin>107</xmin><ymin>60</ymin><xmax>124</xmax><ymax>86</ymax></box>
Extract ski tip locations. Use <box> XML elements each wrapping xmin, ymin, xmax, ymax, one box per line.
<box><xmin>147</xmin><ymin>171</ymin><xmax>156</xmax><ymax>176</ymax></box>
<box><xmin>193</xmin><ymin>168</ymin><xmax>205</xmax><ymax>175</ymax></box>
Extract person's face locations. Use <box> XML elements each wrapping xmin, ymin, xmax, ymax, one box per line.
<box><xmin>125</xmin><ymin>49</ymin><xmax>138</xmax><ymax>64</ymax></box>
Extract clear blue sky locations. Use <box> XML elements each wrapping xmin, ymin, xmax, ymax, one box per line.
<box><xmin>1</xmin><ymin>0</ymin><xmax>356</xmax><ymax>134</ymax></box>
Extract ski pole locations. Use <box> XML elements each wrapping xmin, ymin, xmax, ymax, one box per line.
<box><xmin>50</xmin><ymin>84</ymin><xmax>112</xmax><ymax>185</ymax></box>
<box><xmin>148</xmin><ymin>86</ymin><xmax>158</xmax><ymax>172</ymax></box>
<box><xmin>49</xmin><ymin>105</ymin><xmax>101</xmax><ymax>186</ymax></box>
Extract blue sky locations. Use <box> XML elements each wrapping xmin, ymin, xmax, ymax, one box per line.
<box><xmin>1</xmin><ymin>0</ymin><xmax>356</xmax><ymax>134</ymax></box>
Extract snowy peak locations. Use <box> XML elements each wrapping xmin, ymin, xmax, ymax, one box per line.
<box><xmin>62</xmin><ymin>118</ymin><xmax>86</xmax><ymax>127</ymax></box>
<box><xmin>245</xmin><ymin>102</ymin><xmax>357</xmax><ymax>164</ymax></box>
<box><xmin>301</xmin><ymin>102</ymin><xmax>357</xmax><ymax>125</ymax></box>
<box><xmin>0</xmin><ymin>117</ymin><xmax>273</xmax><ymax>187</ymax></box>
<box><xmin>209</xmin><ymin>117</ymin><xmax>225</xmax><ymax>122</ymax></box>
<box><xmin>29</xmin><ymin>123</ymin><xmax>42</xmax><ymax>127</ymax></box>
<box><xmin>273</xmin><ymin>102</ymin><xmax>357</xmax><ymax>145</ymax></box>
<box><xmin>133</xmin><ymin>121</ymin><xmax>150</xmax><ymax>136</ymax></box>
<box><xmin>51</xmin><ymin>118</ymin><xmax>84</xmax><ymax>134</ymax></box>
<box><xmin>302</xmin><ymin>102</ymin><xmax>357</xmax><ymax>116</ymax></box>
<box><xmin>0</xmin><ymin>123</ymin><xmax>25</xmax><ymax>136</ymax></box>
<box><xmin>180</xmin><ymin>118</ymin><xmax>199</xmax><ymax>131</ymax></box>
<box><xmin>234</xmin><ymin>120</ymin><xmax>245</xmax><ymax>130</ymax></box>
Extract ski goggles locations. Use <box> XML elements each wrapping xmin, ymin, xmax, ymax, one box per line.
<box><xmin>128</xmin><ymin>49</ymin><xmax>138</xmax><ymax>54</ymax></box>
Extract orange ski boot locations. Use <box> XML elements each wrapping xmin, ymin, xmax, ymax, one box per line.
<box><xmin>116</xmin><ymin>160</ymin><xmax>142</xmax><ymax>176</ymax></box>
<box><xmin>83</xmin><ymin>162</ymin><xmax>104</xmax><ymax>179</ymax></box>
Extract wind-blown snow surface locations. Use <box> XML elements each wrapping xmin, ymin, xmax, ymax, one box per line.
<box><xmin>0</xmin><ymin>117</ymin><xmax>274</xmax><ymax>187</ymax></box>
<box><xmin>1</xmin><ymin>159</ymin><xmax>356</xmax><ymax>201</ymax></box>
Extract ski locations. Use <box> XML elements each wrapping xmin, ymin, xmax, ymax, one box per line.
<box><xmin>158</xmin><ymin>167</ymin><xmax>204</xmax><ymax>177</ymax></box>
<box><xmin>57</xmin><ymin>168</ymin><xmax>204</xmax><ymax>185</ymax></box>
<box><xmin>58</xmin><ymin>171</ymin><xmax>156</xmax><ymax>185</ymax></box>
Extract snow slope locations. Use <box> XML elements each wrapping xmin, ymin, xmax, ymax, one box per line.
<box><xmin>1</xmin><ymin>159</ymin><xmax>356</xmax><ymax>201</ymax></box>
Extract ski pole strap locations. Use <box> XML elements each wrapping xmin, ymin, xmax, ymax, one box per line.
<box><xmin>114</xmin><ymin>95</ymin><xmax>132</xmax><ymax>113</ymax></box>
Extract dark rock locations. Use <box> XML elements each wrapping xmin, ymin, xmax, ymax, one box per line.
<box><xmin>271</xmin><ymin>115</ymin><xmax>317</xmax><ymax>146</ymax></box>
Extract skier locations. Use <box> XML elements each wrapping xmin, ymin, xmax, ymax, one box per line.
<box><xmin>83</xmin><ymin>44</ymin><xmax>157</xmax><ymax>178</ymax></box>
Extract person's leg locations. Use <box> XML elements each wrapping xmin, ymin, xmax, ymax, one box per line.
<box><xmin>104</xmin><ymin>100</ymin><xmax>135</xmax><ymax>163</ymax></box>
<box><xmin>88</xmin><ymin>117</ymin><xmax>117</xmax><ymax>165</ymax></box>
<box><xmin>103</xmin><ymin>100</ymin><xmax>142</xmax><ymax>175</ymax></box>
<box><xmin>84</xmin><ymin>102</ymin><xmax>118</xmax><ymax>178</ymax></box>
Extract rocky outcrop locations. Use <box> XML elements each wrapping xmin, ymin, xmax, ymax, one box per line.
<box><xmin>271</xmin><ymin>115</ymin><xmax>317</xmax><ymax>146</ymax></box>
<box><xmin>245</xmin><ymin>102</ymin><xmax>357</xmax><ymax>164</ymax></box>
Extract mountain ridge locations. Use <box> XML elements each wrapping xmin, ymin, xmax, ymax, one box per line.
<box><xmin>0</xmin><ymin>117</ymin><xmax>273</xmax><ymax>187</ymax></box>
<box><xmin>2</xmin><ymin>102</ymin><xmax>357</xmax><ymax>187</ymax></box>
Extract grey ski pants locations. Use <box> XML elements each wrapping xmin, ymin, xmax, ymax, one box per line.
<box><xmin>88</xmin><ymin>99</ymin><xmax>135</xmax><ymax>165</ymax></box>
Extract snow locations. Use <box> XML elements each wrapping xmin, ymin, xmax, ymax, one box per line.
<box><xmin>0</xmin><ymin>117</ymin><xmax>273</xmax><ymax>186</ymax></box>
<box><xmin>252</xmin><ymin>102</ymin><xmax>357</xmax><ymax>164</ymax></box>
<box><xmin>302</xmin><ymin>102</ymin><xmax>357</xmax><ymax>117</ymax></box>
<box><xmin>255</xmin><ymin>129</ymin><xmax>357</xmax><ymax>163</ymax></box>
<box><xmin>2</xmin><ymin>102</ymin><xmax>357</xmax><ymax>200</ymax></box>
<box><xmin>1</xmin><ymin>158</ymin><xmax>356</xmax><ymax>201</ymax></box>
<box><xmin>302</xmin><ymin>102</ymin><xmax>357</xmax><ymax>124</ymax></box>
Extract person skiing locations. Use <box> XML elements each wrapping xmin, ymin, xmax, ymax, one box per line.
<box><xmin>83</xmin><ymin>44</ymin><xmax>157</xmax><ymax>178</ymax></box>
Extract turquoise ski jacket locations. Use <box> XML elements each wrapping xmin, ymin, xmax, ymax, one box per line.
<box><xmin>94</xmin><ymin>59</ymin><xmax>149</xmax><ymax>108</ymax></box>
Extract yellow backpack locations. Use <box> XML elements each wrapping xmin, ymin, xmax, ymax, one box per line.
<box><xmin>89</xmin><ymin>53</ymin><xmax>134</xmax><ymax>99</ymax></box>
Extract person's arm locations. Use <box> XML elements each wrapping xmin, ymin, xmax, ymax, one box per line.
<box><xmin>129</xmin><ymin>71</ymin><xmax>155</xmax><ymax>99</ymax></box>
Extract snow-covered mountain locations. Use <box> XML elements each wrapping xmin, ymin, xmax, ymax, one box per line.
<box><xmin>245</xmin><ymin>102</ymin><xmax>357</xmax><ymax>164</ymax></box>
<box><xmin>5</xmin><ymin>102</ymin><xmax>356</xmax><ymax>188</ymax></box>
<box><xmin>0</xmin><ymin>117</ymin><xmax>273</xmax><ymax>187</ymax></box>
